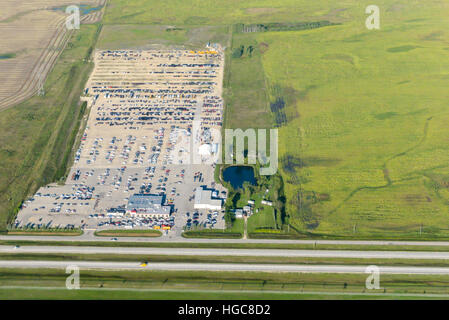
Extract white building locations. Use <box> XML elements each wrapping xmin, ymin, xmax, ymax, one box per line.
<box><xmin>198</xmin><ymin>144</ymin><xmax>212</xmax><ymax>156</ymax></box>
<box><xmin>261</xmin><ymin>200</ymin><xmax>273</xmax><ymax>206</ymax></box>
<box><xmin>235</xmin><ymin>209</ymin><xmax>244</xmax><ymax>219</ymax></box>
<box><xmin>194</xmin><ymin>187</ymin><xmax>222</xmax><ymax>210</ymax></box>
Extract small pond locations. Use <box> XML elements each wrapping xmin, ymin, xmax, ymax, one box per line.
<box><xmin>222</xmin><ymin>166</ymin><xmax>256</xmax><ymax>190</ymax></box>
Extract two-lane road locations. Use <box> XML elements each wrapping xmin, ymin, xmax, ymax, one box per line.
<box><xmin>2</xmin><ymin>260</ymin><xmax>449</xmax><ymax>274</ymax></box>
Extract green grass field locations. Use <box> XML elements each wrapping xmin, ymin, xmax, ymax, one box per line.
<box><xmin>253</xmin><ymin>2</ymin><xmax>449</xmax><ymax>238</ymax></box>
<box><xmin>7</xmin><ymin>252</ymin><xmax>449</xmax><ymax>267</ymax></box>
<box><xmin>8</xmin><ymin>238</ymin><xmax>449</xmax><ymax>252</ymax></box>
<box><xmin>182</xmin><ymin>229</ymin><xmax>242</xmax><ymax>239</ymax></box>
<box><xmin>253</xmin><ymin>2</ymin><xmax>449</xmax><ymax>239</ymax></box>
<box><xmin>247</xmin><ymin>207</ymin><xmax>276</xmax><ymax>233</ymax></box>
<box><xmin>97</xmin><ymin>24</ymin><xmax>230</xmax><ymax>50</ymax></box>
<box><xmin>103</xmin><ymin>0</ymin><xmax>348</xmax><ymax>26</ymax></box>
<box><xmin>1</xmin><ymin>287</ymin><xmax>444</xmax><ymax>300</ymax></box>
<box><xmin>2</xmin><ymin>268</ymin><xmax>449</xmax><ymax>299</ymax></box>
<box><xmin>94</xmin><ymin>229</ymin><xmax>162</xmax><ymax>237</ymax></box>
<box><xmin>4</xmin><ymin>229</ymin><xmax>83</xmax><ymax>236</ymax></box>
<box><xmin>224</xmin><ymin>32</ymin><xmax>272</xmax><ymax>129</ymax></box>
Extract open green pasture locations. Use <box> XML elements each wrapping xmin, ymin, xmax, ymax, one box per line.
<box><xmin>104</xmin><ymin>0</ymin><xmax>350</xmax><ymax>25</ymax></box>
<box><xmin>2</xmin><ymin>268</ymin><xmax>449</xmax><ymax>299</ymax></box>
<box><xmin>253</xmin><ymin>1</ymin><xmax>449</xmax><ymax>238</ymax></box>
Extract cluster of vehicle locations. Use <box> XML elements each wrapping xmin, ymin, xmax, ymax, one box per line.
<box><xmin>13</xmin><ymin>221</ymin><xmax>76</xmax><ymax>230</ymax></box>
<box><xmin>48</xmin><ymin>201</ymin><xmax>89</xmax><ymax>213</ymax></box>
<box><xmin>200</xmin><ymin>96</ymin><xmax>223</xmax><ymax>127</ymax></box>
<box><xmin>165</xmin><ymin>126</ymin><xmax>190</xmax><ymax>165</ymax></box>
<box><xmin>184</xmin><ymin>211</ymin><xmax>219</xmax><ymax>229</ymax></box>
<box><xmin>140</xmin><ymin>182</ymin><xmax>152</xmax><ymax>193</ymax></box>
<box><xmin>89</xmin><ymin>213</ymin><xmax>106</xmax><ymax>218</ymax></box>
<box><xmin>154</xmin><ymin>167</ymin><xmax>176</xmax><ymax>195</ymax></box>
<box><xmin>145</xmin><ymin>166</ymin><xmax>156</xmax><ymax>176</ymax></box>
<box><xmin>27</xmin><ymin>186</ymin><xmax>93</xmax><ymax>203</ymax></box>
<box><xmin>87</xmin><ymin>51</ymin><xmax>222</xmax><ymax>128</ymax></box>
<box><xmin>72</xmin><ymin>185</ymin><xmax>94</xmax><ymax>200</ymax></box>
<box><xmin>193</xmin><ymin>172</ymin><xmax>203</xmax><ymax>182</ymax></box>
<box><xmin>85</xmin><ymin>137</ymin><xmax>104</xmax><ymax>165</ymax></box>
<box><xmin>120</xmin><ymin>135</ymin><xmax>136</xmax><ymax>163</ymax></box>
<box><xmin>97</xmin><ymin>168</ymin><xmax>111</xmax><ymax>185</ymax></box>
<box><xmin>105</xmin><ymin>136</ymin><xmax>120</xmax><ymax>163</ymax></box>
<box><xmin>97</xmin><ymin>216</ymin><xmax>175</xmax><ymax>229</ymax></box>
<box><xmin>71</xmin><ymin>170</ymin><xmax>81</xmax><ymax>181</ymax></box>
<box><xmin>82</xmin><ymin>170</ymin><xmax>95</xmax><ymax>180</ymax></box>
<box><xmin>149</xmin><ymin>128</ymin><xmax>164</xmax><ymax>164</ymax></box>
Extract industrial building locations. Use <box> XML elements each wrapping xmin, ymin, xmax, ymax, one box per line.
<box><xmin>194</xmin><ymin>187</ymin><xmax>222</xmax><ymax>210</ymax></box>
<box><xmin>126</xmin><ymin>194</ymin><xmax>171</xmax><ymax>217</ymax></box>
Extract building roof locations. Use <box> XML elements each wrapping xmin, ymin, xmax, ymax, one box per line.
<box><xmin>261</xmin><ymin>199</ymin><xmax>273</xmax><ymax>206</ymax></box>
<box><xmin>198</xmin><ymin>144</ymin><xmax>212</xmax><ymax>155</ymax></box>
<box><xmin>127</xmin><ymin>194</ymin><xmax>171</xmax><ymax>215</ymax></box>
<box><xmin>235</xmin><ymin>209</ymin><xmax>244</xmax><ymax>217</ymax></box>
<box><xmin>194</xmin><ymin>187</ymin><xmax>222</xmax><ymax>209</ymax></box>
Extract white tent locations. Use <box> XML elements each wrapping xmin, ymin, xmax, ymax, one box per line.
<box><xmin>198</xmin><ymin>144</ymin><xmax>212</xmax><ymax>156</ymax></box>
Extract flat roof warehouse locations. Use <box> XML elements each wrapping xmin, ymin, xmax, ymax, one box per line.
<box><xmin>194</xmin><ymin>187</ymin><xmax>222</xmax><ymax>210</ymax></box>
<box><xmin>127</xmin><ymin>194</ymin><xmax>171</xmax><ymax>217</ymax></box>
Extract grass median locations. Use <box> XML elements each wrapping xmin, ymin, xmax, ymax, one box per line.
<box><xmin>94</xmin><ymin>229</ymin><xmax>162</xmax><ymax>237</ymax></box>
<box><xmin>3</xmin><ymin>252</ymin><xmax>449</xmax><ymax>268</ymax></box>
<box><xmin>0</xmin><ymin>287</ymin><xmax>441</xmax><ymax>300</ymax></box>
<box><xmin>3</xmin><ymin>229</ymin><xmax>83</xmax><ymax>236</ymax></box>
<box><xmin>6</xmin><ymin>239</ymin><xmax>449</xmax><ymax>252</ymax></box>
<box><xmin>2</xmin><ymin>268</ymin><xmax>449</xmax><ymax>299</ymax></box>
<box><xmin>182</xmin><ymin>230</ymin><xmax>242</xmax><ymax>239</ymax></box>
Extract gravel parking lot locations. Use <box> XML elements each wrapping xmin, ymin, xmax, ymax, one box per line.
<box><xmin>16</xmin><ymin>48</ymin><xmax>226</xmax><ymax>238</ymax></box>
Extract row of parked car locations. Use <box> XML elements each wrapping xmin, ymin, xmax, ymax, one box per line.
<box><xmin>185</xmin><ymin>211</ymin><xmax>219</xmax><ymax>229</ymax></box>
<box><xmin>97</xmin><ymin>216</ymin><xmax>175</xmax><ymax>229</ymax></box>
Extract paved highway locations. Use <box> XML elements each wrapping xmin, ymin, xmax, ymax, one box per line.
<box><xmin>2</xmin><ymin>260</ymin><xmax>449</xmax><ymax>274</ymax></box>
<box><xmin>4</xmin><ymin>245</ymin><xmax>449</xmax><ymax>259</ymax></box>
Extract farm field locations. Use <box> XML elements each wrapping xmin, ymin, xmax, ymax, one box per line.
<box><xmin>1</xmin><ymin>268</ymin><xmax>449</xmax><ymax>299</ymax></box>
<box><xmin>0</xmin><ymin>0</ymin><xmax>105</xmax><ymax>110</ymax></box>
<box><xmin>0</xmin><ymin>24</ymin><xmax>100</xmax><ymax>230</ymax></box>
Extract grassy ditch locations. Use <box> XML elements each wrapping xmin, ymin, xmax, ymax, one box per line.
<box><xmin>5</xmin><ymin>252</ymin><xmax>449</xmax><ymax>268</ymax></box>
<box><xmin>3</xmin><ymin>229</ymin><xmax>83</xmax><ymax>236</ymax></box>
<box><xmin>6</xmin><ymin>239</ymin><xmax>449</xmax><ymax>252</ymax></box>
<box><xmin>2</xmin><ymin>268</ymin><xmax>449</xmax><ymax>298</ymax></box>
<box><xmin>95</xmin><ymin>229</ymin><xmax>162</xmax><ymax>237</ymax></box>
